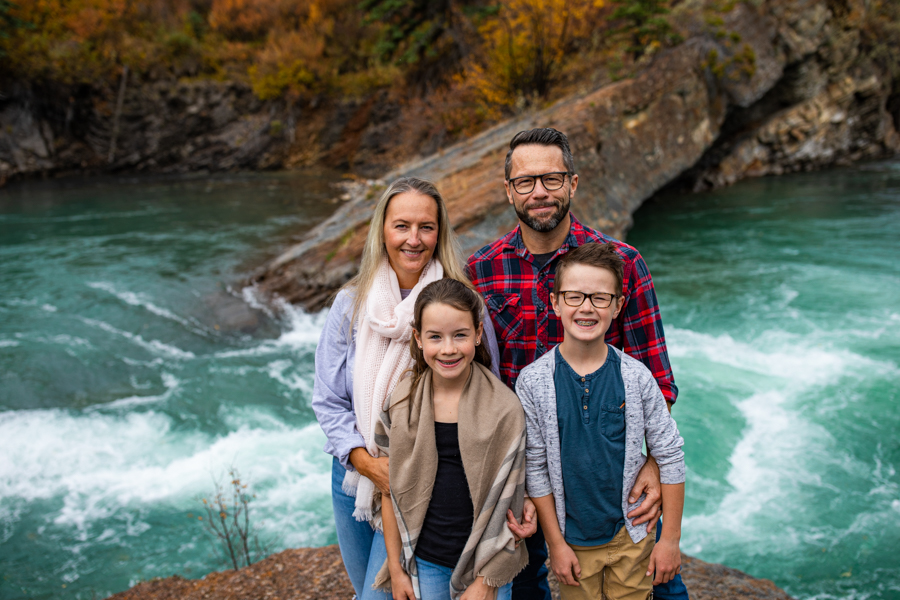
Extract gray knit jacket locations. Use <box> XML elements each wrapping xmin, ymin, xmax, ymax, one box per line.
<box><xmin>515</xmin><ymin>345</ymin><xmax>685</xmax><ymax>544</ymax></box>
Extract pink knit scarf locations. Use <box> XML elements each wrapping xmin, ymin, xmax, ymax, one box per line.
<box><xmin>343</xmin><ymin>256</ymin><xmax>444</xmax><ymax>521</ymax></box>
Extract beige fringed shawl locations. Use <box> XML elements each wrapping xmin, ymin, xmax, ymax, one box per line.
<box><xmin>372</xmin><ymin>363</ymin><xmax>528</xmax><ymax>600</ymax></box>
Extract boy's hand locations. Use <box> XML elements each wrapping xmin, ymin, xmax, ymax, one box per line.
<box><xmin>627</xmin><ymin>456</ymin><xmax>662</xmax><ymax>531</ymax></box>
<box><xmin>389</xmin><ymin>566</ymin><xmax>416</xmax><ymax>600</ymax></box>
<box><xmin>507</xmin><ymin>498</ymin><xmax>537</xmax><ymax>541</ymax></box>
<box><xmin>549</xmin><ymin>542</ymin><xmax>581</xmax><ymax>587</ymax></box>
<box><xmin>646</xmin><ymin>537</ymin><xmax>681</xmax><ymax>585</ymax></box>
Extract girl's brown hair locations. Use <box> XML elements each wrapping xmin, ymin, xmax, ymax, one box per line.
<box><xmin>406</xmin><ymin>278</ymin><xmax>492</xmax><ymax>393</ymax></box>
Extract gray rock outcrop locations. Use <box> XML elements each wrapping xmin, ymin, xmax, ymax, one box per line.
<box><xmin>249</xmin><ymin>0</ymin><xmax>899</xmax><ymax>311</ymax></box>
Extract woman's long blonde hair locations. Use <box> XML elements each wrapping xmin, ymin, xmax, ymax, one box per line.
<box><xmin>342</xmin><ymin>176</ymin><xmax>475</xmax><ymax>325</ymax></box>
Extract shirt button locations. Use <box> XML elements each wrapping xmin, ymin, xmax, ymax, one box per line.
<box><xmin>538</xmin><ymin>341</ymin><xmax>544</xmax><ymax>348</ymax></box>
<box><xmin>583</xmin><ymin>406</ymin><xmax>588</xmax><ymax>410</ymax></box>
<box><xmin>585</xmin><ymin>388</ymin><xmax>589</xmax><ymax>393</ymax></box>
<box><xmin>581</xmin><ymin>377</ymin><xmax>585</xmax><ymax>382</ymax></box>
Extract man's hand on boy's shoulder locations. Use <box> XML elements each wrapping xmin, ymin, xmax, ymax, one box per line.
<box><xmin>626</xmin><ymin>456</ymin><xmax>662</xmax><ymax>531</ymax></box>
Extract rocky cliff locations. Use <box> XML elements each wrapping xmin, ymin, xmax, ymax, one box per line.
<box><xmin>105</xmin><ymin>545</ymin><xmax>797</xmax><ymax>600</ymax></box>
<box><xmin>0</xmin><ymin>71</ymin><xmax>446</xmax><ymax>186</ymax></box>
<box><xmin>246</xmin><ymin>0</ymin><xmax>899</xmax><ymax>311</ymax></box>
<box><xmin>0</xmin><ymin>79</ymin><xmax>291</xmax><ymax>184</ymax></box>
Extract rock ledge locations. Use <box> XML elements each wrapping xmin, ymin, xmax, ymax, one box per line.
<box><xmin>106</xmin><ymin>545</ymin><xmax>795</xmax><ymax>600</ymax></box>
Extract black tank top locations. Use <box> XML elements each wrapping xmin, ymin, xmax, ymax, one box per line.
<box><xmin>414</xmin><ymin>422</ymin><xmax>473</xmax><ymax>568</ymax></box>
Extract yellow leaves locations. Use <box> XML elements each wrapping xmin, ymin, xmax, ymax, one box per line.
<box><xmin>459</xmin><ymin>0</ymin><xmax>606</xmax><ymax>108</ymax></box>
<box><xmin>209</xmin><ymin>0</ymin><xmax>277</xmax><ymax>41</ymax></box>
<box><xmin>249</xmin><ymin>30</ymin><xmax>323</xmax><ymax>100</ymax></box>
<box><xmin>4</xmin><ymin>0</ymin><xmax>632</xmax><ymax>109</ymax></box>
<box><xmin>208</xmin><ymin>0</ymin><xmax>337</xmax><ymax>42</ymax></box>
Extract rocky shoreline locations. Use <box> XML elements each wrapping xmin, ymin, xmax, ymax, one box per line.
<box><xmin>107</xmin><ymin>545</ymin><xmax>796</xmax><ymax>600</ymax></box>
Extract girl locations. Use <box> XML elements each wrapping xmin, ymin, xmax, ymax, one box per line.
<box><xmin>312</xmin><ymin>177</ymin><xmax>502</xmax><ymax>600</ymax></box>
<box><xmin>372</xmin><ymin>279</ymin><xmax>528</xmax><ymax>600</ymax></box>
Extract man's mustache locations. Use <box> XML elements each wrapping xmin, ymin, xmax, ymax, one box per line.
<box><xmin>524</xmin><ymin>201</ymin><xmax>562</xmax><ymax>210</ymax></box>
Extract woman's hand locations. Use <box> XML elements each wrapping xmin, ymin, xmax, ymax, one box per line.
<box><xmin>506</xmin><ymin>498</ymin><xmax>537</xmax><ymax>541</ymax></box>
<box><xmin>548</xmin><ymin>541</ymin><xmax>581</xmax><ymax>587</ymax></box>
<box><xmin>349</xmin><ymin>448</ymin><xmax>390</xmax><ymax>495</ymax></box>
<box><xmin>646</xmin><ymin>537</ymin><xmax>681</xmax><ymax>585</ymax></box>
<box><xmin>388</xmin><ymin>566</ymin><xmax>416</xmax><ymax>600</ymax></box>
<box><xmin>460</xmin><ymin>576</ymin><xmax>498</xmax><ymax>600</ymax></box>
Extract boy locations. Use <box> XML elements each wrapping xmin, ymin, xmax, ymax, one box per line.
<box><xmin>515</xmin><ymin>242</ymin><xmax>685</xmax><ymax>600</ymax></box>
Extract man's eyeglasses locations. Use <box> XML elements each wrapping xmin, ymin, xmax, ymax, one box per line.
<box><xmin>508</xmin><ymin>171</ymin><xmax>572</xmax><ymax>195</ymax></box>
<box><xmin>558</xmin><ymin>291</ymin><xmax>619</xmax><ymax>309</ymax></box>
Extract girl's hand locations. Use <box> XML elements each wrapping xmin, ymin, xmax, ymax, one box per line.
<box><xmin>549</xmin><ymin>542</ymin><xmax>581</xmax><ymax>587</ymax></box>
<box><xmin>647</xmin><ymin>538</ymin><xmax>681</xmax><ymax>585</ymax></box>
<box><xmin>460</xmin><ymin>577</ymin><xmax>497</xmax><ymax>600</ymax></box>
<box><xmin>506</xmin><ymin>498</ymin><xmax>537</xmax><ymax>541</ymax></box>
<box><xmin>389</xmin><ymin>567</ymin><xmax>415</xmax><ymax>600</ymax></box>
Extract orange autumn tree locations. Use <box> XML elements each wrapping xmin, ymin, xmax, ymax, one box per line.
<box><xmin>2</xmin><ymin>0</ymin><xmax>218</xmax><ymax>84</ymax></box>
<box><xmin>464</xmin><ymin>0</ymin><xmax>606</xmax><ymax>107</ymax></box>
<box><xmin>4</xmin><ymin>0</ymin><xmax>138</xmax><ymax>83</ymax></box>
<box><xmin>427</xmin><ymin>0</ymin><xmax>606</xmax><ymax>134</ymax></box>
<box><xmin>208</xmin><ymin>0</ymin><xmax>278</xmax><ymax>41</ymax></box>
<box><xmin>207</xmin><ymin>0</ymin><xmax>379</xmax><ymax>100</ymax></box>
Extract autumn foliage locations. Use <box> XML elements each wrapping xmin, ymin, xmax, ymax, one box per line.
<box><xmin>1</xmin><ymin>0</ymin><xmax>699</xmax><ymax>138</ymax></box>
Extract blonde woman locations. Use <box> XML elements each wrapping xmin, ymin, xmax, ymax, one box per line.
<box><xmin>312</xmin><ymin>177</ymin><xmax>502</xmax><ymax>600</ymax></box>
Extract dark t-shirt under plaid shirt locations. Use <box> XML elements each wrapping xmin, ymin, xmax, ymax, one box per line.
<box><xmin>465</xmin><ymin>212</ymin><xmax>678</xmax><ymax>404</ymax></box>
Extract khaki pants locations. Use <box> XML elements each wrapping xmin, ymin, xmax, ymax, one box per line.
<box><xmin>558</xmin><ymin>526</ymin><xmax>655</xmax><ymax>600</ymax></box>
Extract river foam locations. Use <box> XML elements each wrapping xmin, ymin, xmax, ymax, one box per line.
<box><xmin>0</xmin><ymin>407</ymin><xmax>331</xmax><ymax>543</ymax></box>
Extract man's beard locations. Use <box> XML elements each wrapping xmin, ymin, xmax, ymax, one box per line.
<box><xmin>515</xmin><ymin>194</ymin><xmax>570</xmax><ymax>233</ymax></box>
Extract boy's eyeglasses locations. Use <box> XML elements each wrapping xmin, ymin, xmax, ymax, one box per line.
<box><xmin>508</xmin><ymin>172</ymin><xmax>571</xmax><ymax>194</ymax></box>
<box><xmin>558</xmin><ymin>291</ymin><xmax>619</xmax><ymax>309</ymax></box>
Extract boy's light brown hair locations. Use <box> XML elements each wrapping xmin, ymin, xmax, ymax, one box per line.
<box><xmin>552</xmin><ymin>242</ymin><xmax>624</xmax><ymax>296</ymax></box>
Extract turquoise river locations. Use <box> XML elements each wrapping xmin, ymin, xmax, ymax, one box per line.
<box><xmin>1</xmin><ymin>163</ymin><xmax>898</xmax><ymax>599</ymax></box>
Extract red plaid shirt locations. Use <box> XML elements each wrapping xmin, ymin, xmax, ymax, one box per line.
<box><xmin>466</xmin><ymin>213</ymin><xmax>678</xmax><ymax>403</ymax></box>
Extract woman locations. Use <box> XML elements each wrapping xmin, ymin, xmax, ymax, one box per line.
<box><xmin>312</xmin><ymin>177</ymin><xmax>501</xmax><ymax>600</ymax></box>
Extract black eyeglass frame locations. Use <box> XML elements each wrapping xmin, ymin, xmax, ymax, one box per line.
<box><xmin>557</xmin><ymin>291</ymin><xmax>620</xmax><ymax>309</ymax></box>
<box><xmin>507</xmin><ymin>171</ymin><xmax>573</xmax><ymax>195</ymax></box>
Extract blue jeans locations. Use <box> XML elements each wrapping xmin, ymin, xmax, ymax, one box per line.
<box><xmin>513</xmin><ymin>524</ymin><xmax>552</xmax><ymax>600</ymax></box>
<box><xmin>417</xmin><ymin>556</ymin><xmax>513</xmax><ymax>600</ymax></box>
<box><xmin>331</xmin><ymin>457</ymin><xmax>392</xmax><ymax>600</ymax></box>
<box><xmin>652</xmin><ymin>518</ymin><xmax>689</xmax><ymax>600</ymax></box>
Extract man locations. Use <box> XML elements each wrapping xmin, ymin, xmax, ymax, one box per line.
<box><xmin>466</xmin><ymin>128</ymin><xmax>688</xmax><ymax>600</ymax></box>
